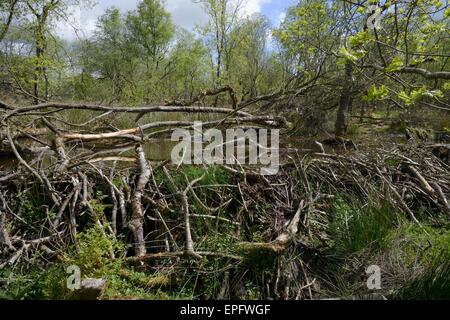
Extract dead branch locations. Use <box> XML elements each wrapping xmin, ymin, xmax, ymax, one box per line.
<box><xmin>434</xmin><ymin>182</ymin><xmax>450</xmax><ymax>217</ymax></box>
<box><xmin>0</xmin><ymin>209</ymin><xmax>13</xmax><ymax>250</ymax></box>
<box><xmin>3</xmin><ymin>102</ymin><xmax>252</xmax><ymax>122</ymax></box>
<box><xmin>136</xmin><ymin>85</ymin><xmax>239</xmax><ymax>121</ymax></box>
<box><xmin>407</xmin><ymin>165</ymin><xmax>436</xmax><ymax>197</ymax></box>
<box><xmin>129</xmin><ymin>145</ymin><xmax>151</xmax><ymax>257</ymax></box>
<box><xmin>126</xmin><ymin>251</ymin><xmax>243</xmax><ymax>263</ymax></box>
<box><xmin>54</xmin><ymin>136</ymin><xmax>69</xmax><ymax>174</ymax></box>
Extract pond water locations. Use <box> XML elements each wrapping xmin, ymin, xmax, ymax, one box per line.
<box><xmin>0</xmin><ymin>112</ymin><xmax>325</xmax><ymax>172</ymax></box>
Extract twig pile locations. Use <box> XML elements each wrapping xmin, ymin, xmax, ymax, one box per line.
<box><xmin>0</xmin><ymin>98</ymin><xmax>449</xmax><ymax>299</ymax></box>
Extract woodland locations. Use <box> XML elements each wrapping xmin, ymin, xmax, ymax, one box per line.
<box><xmin>0</xmin><ymin>0</ymin><xmax>449</xmax><ymax>300</ymax></box>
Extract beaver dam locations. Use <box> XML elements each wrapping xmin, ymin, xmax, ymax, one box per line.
<box><xmin>1</xmin><ymin>0</ymin><xmax>450</xmax><ymax>302</ymax></box>
<box><xmin>1</xmin><ymin>98</ymin><xmax>449</xmax><ymax>300</ymax></box>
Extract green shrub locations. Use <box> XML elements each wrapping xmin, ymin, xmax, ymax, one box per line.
<box><xmin>63</xmin><ymin>225</ymin><xmax>125</xmax><ymax>278</ymax></box>
<box><xmin>0</xmin><ymin>225</ymin><xmax>125</xmax><ymax>299</ymax></box>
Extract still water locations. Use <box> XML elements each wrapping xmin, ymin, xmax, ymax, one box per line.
<box><xmin>0</xmin><ymin>112</ymin><xmax>323</xmax><ymax>171</ymax></box>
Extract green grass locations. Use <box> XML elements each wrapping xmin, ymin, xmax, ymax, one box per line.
<box><xmin>391</xmin><ymin>225</ymin><xmax>450</xmax><ymax>299</ymax></box>
<box><xmin>384</xmin><ymin>222</ymin><xmax>450</xmax><ymax>299</ymax></box>
<box><xmin>346</xmin><ymin>123</ymin><xmax>362</xmax><ymax>137</ymax></box>
<box><xmin>329</xmin><ymin>197</ymin><xmax>399</xmax><ymax>254</ymax></box>
<box><xmin>173</xmin><ymin>166</ymin><xmax>231</xmax><ymax>186</ymax></box>
<box><xmin>155</xmin><ymin>165</ymin><xmax>231</xmax><ymax>212</ymax></box>
<box><xmin>322</xmin><ymin>198</ymin><xmax>450</xmax><ymax>300</ymax></box>
<box><xmin>396</xmin><ymin>250</ymin><xmax>450</xmax><ymax>300</ymax></box>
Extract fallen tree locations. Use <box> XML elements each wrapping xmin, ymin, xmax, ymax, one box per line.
<box><xmin>1</xmin><ymin>96</ymin><xmax>449</xmax><ymax>300</ymax></box>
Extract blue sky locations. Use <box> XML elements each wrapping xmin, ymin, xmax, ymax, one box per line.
<box><xmin>58</xmin><ymin>0</ymin><xmax>296</xmax><ymax>40</ymax></box>
<box><xmin>261</xmin><ymin>0</ymin><xmax>296</xmax><ymax>25</ymax></box>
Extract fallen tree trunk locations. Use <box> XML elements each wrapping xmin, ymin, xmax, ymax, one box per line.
<box><xmin>54</xmin><ymin>136</ymin><xmax>69</xmax><ymax>174</ymax></box>
<box><xmin>129</xmin><ymin>145</ymin><xmax>151</xmax><ymax>257</ymax></box>
<box><xmin>59</xmin><ymin>116</ymin><xmax>287</xmax><ymax>142</ymax></box>
<box><xmin>3</xmin><ymin>103</ymin><xmax>253</xmax><ymax>121</ymax></box>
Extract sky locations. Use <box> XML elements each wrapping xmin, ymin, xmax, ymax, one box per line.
<box><xmin>58</xmin><ymin>0</ymin><xmax>296</xmax><ymax>41</ymax></box>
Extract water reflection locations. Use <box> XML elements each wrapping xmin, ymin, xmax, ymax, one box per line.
<box><xmin>0</xmin><ymin>112</ymin><xmax>324</xmax><ymax>171</ymax></box>
<box><xmin>144</xmin><ymin>139</ymin><xmax>178</xmax><ymax>161</ymax></box>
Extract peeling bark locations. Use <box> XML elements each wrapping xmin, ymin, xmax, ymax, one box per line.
<box><xmin>54</xmin><ymin>136</ymin><xmax>69</xmax><ymax>174</ymax></box>
<box><xmin>129</xmin><ymin>145</ymin><xmax>150</xmax><ymax>257</ymax></box>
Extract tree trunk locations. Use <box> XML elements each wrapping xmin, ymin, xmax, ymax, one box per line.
<box><xmin>214</xmin><ymin>49</ymin><xmax>222</xmax><ymax>108</ymax></box>
<box><xmin>129</xmin><ymin>145</ymin><xmax>150</xmax><ymax>257</ymax></box>
<box><xmin>34</xmin><ymin>25</ymin><xmax>45</xmax><ymax>104</ymax></box>
<box><xmin>335</xmin><ymin>61</ymin><xmax>353</xmax><ymax>137</ymax></box>
<box><xmin>32</xmin><ymin>5</ymin><xmax>50</xmax><ymax>105</ymax></box>
<box><xmin>0</xmin><ymin>0</ymin><xmax>18</xmax><ymax>43</ymax></box>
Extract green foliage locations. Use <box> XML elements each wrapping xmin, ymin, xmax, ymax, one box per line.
<box><xmin>362</xmin><ymin>85</ymin><xmax>389</xmax><ymax>102</ymax></box>
<box><xmin>346</xmin><ymin>123</ymin><xmax>361</xmax><ymax>137</ymax></box>
<box><xmin>63</xmin><ymin>225</ymin><xmax>125</xmax><ymax>278</ymax></box>
<box><xmin>10</xmin><ymin>183</ymin><xmax>53</xmax><ymax>227</ymax></box>
<box><xmin>0</xmin><ymin>264</ymin><xmax>67</xmax><ymax>300</ymax></box>
<box><xmin>158</xmin><ymin>166</ymin><xmax>230</xmax><ymax>192</ymax></box>
<box><xmin>198</xmin><ymin>232</ymin><xmax>242</xmax><ymax>299</ymax></box>
<box><xmin>0</xmin><ymin>224</ymin><xmax>198</xmax><ymax>300</ymax></box>
<box><xmin>197</xmin><ymin>225</ymin><xmax>237</xmax><ymax>254</ymax></box>
<box><xmin>399</xmin><ymin>86</ymin><xmax>445</xmax><ymax>106</ymax></box>
<box><xmin>228</xmin><ymin>14</ymin><xmax>272</xmax><ymax>99</ymax></box>
<box><xmin>338</xmin><ymin>47</ymin><xmax>366</xmax><ymax>63</ymax></box>
<box><xmin>275</xmin><ymin>0</ymin><xmax>336</xmax><ymax>76</ymax></box>
<box><xmin>384</xmin><ymin>222</ymin><xmax>450</xmax><ymax>299</ymax></box>
<box><xmin>329</xmin><ymin>198</ymin><xmax>399</xmax><ymax>254</ymax></box>
<box><xmin>2</xmin><ymin>0</ymin><xmax>450</xmax><ymax>302</ymax></box>
<box><xmin>349</xmin><ymin>30</ymin><xmax>373</xmax><ymax>48</ymax></box>
<box><xmin>398</xmin><ymin>91</ymin><xmax>414</xmax><ymax>105</ymax></box>
<box><xmin>443</xmin><ymin>82</ymin><xmax>450</xmax><ymax>91</ymax></box>
<box><xmin>164</xmin><ymin>30</ymin><xmax>209</xmax><ymax>100</ymax></box>
<box><xmin>385</xmin><ymin>56</ymin><xmax>404</xmax><ymax>73</ymax></box>
<box><xmin>0</xmin><ymin>225</ymin><xmax>124</xmax><ymax>299</ymax></box>
<box><xmin>126</xmin><ymin>0</ymin><xmax>175</xmax><ymax>61</ymax></box>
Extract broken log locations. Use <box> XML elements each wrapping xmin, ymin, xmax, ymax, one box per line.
<box><xmin>129</xmin><ymin>145</ymin><xmax>151</xmax><ymax>257</ymax></box>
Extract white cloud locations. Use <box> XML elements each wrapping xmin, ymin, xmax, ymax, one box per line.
<box><xmin>55</xmin><ymin>0</ymin><xmax>139</xmax><ymax>40</ymax></box>
<box><xmin>277</xmin><ymin>11</ymin><xmax>286</xmax><ymax>24</ymax></box>
<box><xmin>56</xmin><ymin>5</ymin><xmax>97</xmax><ymax>41</ymax></box>
<box><xmin>241</xmin><ymin>0</ymin><xmax>270</xmax><ymax>16</ymax></box>
<box><xmin>165</xmin><ymin>0</ymin><xmax>208</xmax><ymax>30</ymax></box>
<box><xmin>56</xmin><ymin>0</ymin><xmax>274</xmax><ymax>40</ymax></box>
<box><xmin>166</xmin><ymin>0</ymin><xmax>272</xmax><ymax>30</ymax></box>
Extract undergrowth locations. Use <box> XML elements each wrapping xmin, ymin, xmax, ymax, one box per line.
<box><xmin>1</xmin><ymin>167</ymin><xmax>449</xmax><ymax>301</ymax></box>
<box><xmin>321</xmin><ymin>195</ymin><xmax>450</xmax><ymax>300</ymax></box>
